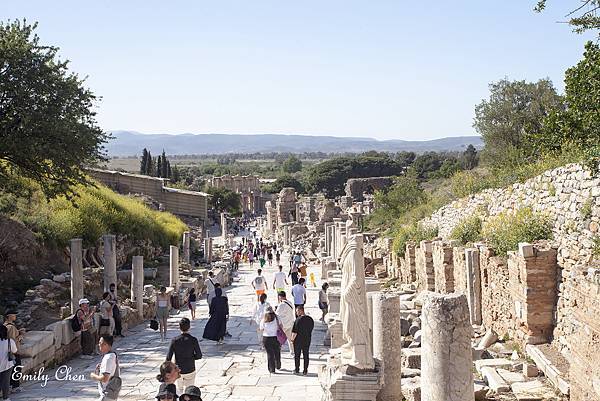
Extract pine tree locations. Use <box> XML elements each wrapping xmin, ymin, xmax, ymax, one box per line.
<box><xmin>166</xmin><ymin>160</ymin><xmax>172</xmax><ymax>179</ymax></box>
<box><xmin>147</xmin><ymin>152</ymin><xmax>155</xmax><ymax>176</ymax></box>
<box><xmin>140</xmin><ymin>148</ymin><xmax>149</xmax><ymax>174</ymax></box>
<box><xmin>171</xmin><ymin>165</ymin><xmax>180</xmax><ymax>182</ymax></box>
<box><xmin>156</xmin><ymin>155</ymin><xmax>163</xmax><ymax>178</ymax></box>
<box><xmin>160</xmin><ymin>150</ymin><xmax>168</xmax><ymax>178</ymax></box>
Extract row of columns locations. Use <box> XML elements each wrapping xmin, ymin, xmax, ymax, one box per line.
<box><xmin>70</xmin><ymin>229</ymin><xmax>197</xmax><ymax>317</ymax></box>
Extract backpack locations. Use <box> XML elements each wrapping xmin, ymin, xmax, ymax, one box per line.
<box><xmin>70</xmin><ymin>309</ymin><xmax>82</xmax><ymax>332</ymax></box>
<box><xmin>103</xmin><ymin>352</ymin><xmax>122</xmax><ymax>399</ymax></box>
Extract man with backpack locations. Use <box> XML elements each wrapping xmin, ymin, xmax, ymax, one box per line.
<box><xmin>90</xmin><ymin>334</ymin><xmax>121</xmax><ymax>401</ymax></box>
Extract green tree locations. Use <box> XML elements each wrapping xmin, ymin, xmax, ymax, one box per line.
<box><xmin>140</xmin><ymin>148</ymin><xmax>149</xmax><ymax>174</ymax></box>
<box><xmin>473</xmin><ymin>78</ymin><xmax>563</xmax><ymax>166</ymax></box>
<box><xmin>531</xmin><ymin>42</ymin><xmax>600</xmax><ymax>161</ymax></box>
<box><xmin>0</xmin><ymin>20</ymin><xmax>110</xmax><ymax>199</ymax></box>
<box><xmin>373</xmin><ymin>175</ymin><xmax>426</xmax><ymax>219</ymax></box>
<box><xmin>207</xmin><ymin>187</ymin><xmax>242</xmax><ymax>216</ymax></box>
<box><xmin>262</xmin><ymin>175</ymin><xmax>305</xmax><ymax>194</ymax></box>
<box><xmin>160</xmin><ymin>150</ymin><xmax>168</xmax><ymax>178</ymax></box>
<box><xmin>535</xmin><ymin>1</ymin><xmax>600</xmax><ymax>36</ymax></box>
<box><xmin>282</xmin><ymin>156</ymin><xmax>303</xmax><ymax>174</ymax></box>
<box><xmin>460</xmin><ymin>144</ymin><xmax>479</xmax><ymax>170</ymax></box>
<box><xmin>147</xmin><ymin>152</ymin><xmax>155</xmax><ymax>176</ymax></box>
<box><xmin>156</xmin><ymin>155</ymin><xmax>162</xmax><ymax>178</ymax></box>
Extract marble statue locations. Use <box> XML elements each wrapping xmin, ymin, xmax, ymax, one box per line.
<box><xmin>337</xmin><ymin>233</ymin><xmax>374</xmax><ymax>370</ymax></box>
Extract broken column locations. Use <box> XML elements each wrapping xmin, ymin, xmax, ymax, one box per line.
<box><xmin>204</xmin><ymin>237</ymin><xmax>212</xmax><ymax>263</ymax></box>
<box><xmin>170</xmin><ymin>245</ymin><xmax>180</xmax><ymax>290</ymax></box>
<box><xmin>421</xmin><ymin>293</ymin><xmax>474</xmax><ymax>401</ymax></box>
<box><xmin>103</xmin><ymin>234</ymin><xmax>117</xmax><ymax>291</ymax></box>
<box><xmin>70</xmin><ymin>238</ymin><xmax>83</xmax><ymax>314</ymax></box>
<box><xmin>131</xmin><ymin>256</ymin><xmax>144</xmax><ymax>319</ymax></box>
<box><xmin>372</xmin><ymin>293</ymin><xmax>402</xmax><ymax>401</ymax></box>
<box><xmin>182</xmin><ymin>231</ymin><xmax>191</xmax><ymax>264</ymax></box>
<box><xmin>465</xmin><ymin>248</ymin><xmax>482</xmax><ymax>325</ymax></box>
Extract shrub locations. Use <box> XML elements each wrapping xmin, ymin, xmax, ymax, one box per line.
<box><xmin>392</xmin><ymin>223</ymin><xmax>438</xmax><ymax>257</ymax></box>
<box><xmin>581</xmin><ymin>198</ymin><xmax>593</xmax><ymax>220</ymax></box>
<box><xmin>450</xmin><ymin>215</ymin><xmax>482</xmax><ymax>245</ymax></box>
<box><xmin>482</xmin><ymin>207</ymin><xmax>552</xmax><ymax>255</ymax></box>
<box><xmin>450</xmin><ymin>170</ymin><xmax>495</xmax><ymax>198</ymax></box>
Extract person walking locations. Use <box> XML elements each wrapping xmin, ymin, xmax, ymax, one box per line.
<box><xmin>204</xmin><ymin>272</ymin><xmax>217</xmax><ymax>307</ymax></box>
<box><xmin>186</xmin><ymin>288</ymin><xmax>197</xmax><ymax>320</ymax></box>
<box><xmin>299</xmin><ymin>262</ymin><xmax>307</xmax><ymax>280</ymax></box>
<box><xmin>252</xmin><ymin>269</ymin><xmax>267</xmax><ymax>300</ymax></box>
<box><xmin>275</xmin><ymin>291</ymin><xmax>295</xmax><ymax>355</ymax></box>
<box><xmin>248</xmin><ymin>251</ymin><xmax>255</xmax><ymax>268</ymax></box>
<box><xmin>108</xmin><ymin>284</ymin><xmax>123</xmax><ymax>337</ymax></box>
<box><xmin>75</xmin><ymin>298</ymin><xmax>96</xmax><ymax>357</ymax></box>
<box><xmin>156</xmin><ymin>287</ymin><xmax>171</xmax><ymax>341</ymax></box>
<box><xmin>166</xmin><ymin>318</ymin><xmax>202</xmax><ymax>394</ymax></box>
<box><xmin>252</xmin><ymin>293</ymin><xmax>271</xmax><ymax>345</ymax></box>
<box><xmin>289</xmin><ymin>261</ymin><xmax>299</xmax><ymax>286</ymax></box>
<box><xmin>272</xmin><ymin>265</ymin><xmax>288</xmax><ymax>294</ymax></box>
<box><xmin>90</xmin><ymin>334</ymin><xmax>120</xmax><ymax>401</ymax></box>
<box><xmin>0</xmin><ymin>325</ymin><xmax>16</xmax><ymax>401</ymax></box>
<box><xmin>99</xmin><ymin>292</ymin><xmax>114</xmax><ymax>336</ymax></box>
<box><xmin>291</xmin><ymin>278</ymin><xmax>307</xmax><ymax>309</ymax></box>
<box><xmin>318</xmin><ymin>283</ymin><xmax>330</xmax><ymax>322</ymax></box>
<box><xmin>275</xmin><ymin>250</ymin><xmax>281</xmax><ymax>265</ymax></box>
<box><xmin>267</xmin><ymin>249</ymin><xmax>273</xmax><ymax>267</ymax></box>
<box><xmin>155</xmin><ymin>362</ymin><xmax>180</xmax><ymax>400</ymax></box>
<box><xmin>291</xmin><ymin>306</ymin><xmax>314</xmax><ymax>375</ymax></box>
<box><xmin>4</xmin><ymin>309</ymin><xmax>24</xmax><ymax>394</ymax></box>
<box><xmin>260</xmin><ymin>308</ymin><xmax>281</xmax><ymax>374</ymax></box>
<box><xmin>202</xmin><ymin>287</ymin><xmax>229</xmax><ymax>344</ymax></box>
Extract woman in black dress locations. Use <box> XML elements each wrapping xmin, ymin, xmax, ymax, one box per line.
<box><xmin>202</xmin><ymin>287</ymin><xmax>229</xmax><ymax>344</ymax></box>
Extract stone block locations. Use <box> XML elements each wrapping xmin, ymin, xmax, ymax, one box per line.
<box><xmin>511</xmin><ymin>380</ymin><xmax>557</xmax><ymax>401</ymax></box>
<box><xmin>19</xmin><ymin>330</ymin><xmax>55</xmax><ymax>358</ymax></box>
<box><xmin>496</xmin><ymin>368</ymin><xmax>526</xmax><ymax>385</ymax></box>
<box><xmin>44</xmin><ymin>321</ymin><xmax>64</xmax><ymax>349</ymax></box>
<box><xmin>518</xmin><ymin>242</ymin><xmax>534</xmax><ymax>258</ymax></box>
<box><xmin>60</xmin><ymin>319</ymin><xmax>77</xmax><ymax>345</ymax></box>
<box><xmin>523</xmin><ymin>363</ymin><xmax>539</xmax><ymax>377</ymax></box>
<box><xmin>481</xmin><ymin>366</ymin><xmax>510</xmax><ymax>393</ymax></box>
<box><xmin>401</xmin><ymin>376</ymin><xmax>421</xmax><ymax>401</ymax></box>
<box><xmin>401</xmin><ymin>348</ymin><xmax>421</xmax><ymax>369</ymax></box>
<box><xmin>478</xmin><ymin>328</ymin><xmax>498</xmax><ymax>349</ymax></box>
<box><xmin>474</xmin><ymin>358</ymin><xmax>513</xmax><ymax>374</ymax></box>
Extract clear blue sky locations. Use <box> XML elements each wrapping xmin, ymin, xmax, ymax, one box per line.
<box><xmin>2</xmin><ymin>1</ymin><xmax>594</xmax><ymax>140</ymax></box>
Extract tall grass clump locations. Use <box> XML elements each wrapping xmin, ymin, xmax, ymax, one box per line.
<box><xmin>482</xmin><ymin>207</ymin><xmax>552</xmax><ymax>255</ymax></box>
<box><xmin>450</xmin><ymin>215</ymin><xmax>482</xmax><ymax>245</ymax></box>
<box><xmin>392</xmin><ymin>223</ymin><xmax>438</xmax><ymax>257</ymax></box>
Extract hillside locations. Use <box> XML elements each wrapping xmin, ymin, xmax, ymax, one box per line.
<box><xmin>105</xmin><ymin>131</ymin><xmax>483</xmax><ymax>156</ymax></box>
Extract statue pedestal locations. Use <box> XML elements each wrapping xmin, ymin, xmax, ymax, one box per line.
<box><xmin>319</xmin><ymin>353</ymin><xmax>382</xmax><ymax>401</ymax></box>
<box><xmin>325</xmin><ymin>314</ymin><xmax>344</xmax><ymax>348</ymax></box>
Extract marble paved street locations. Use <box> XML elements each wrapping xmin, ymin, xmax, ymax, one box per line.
<box><xmin>11</xmin><ymin>251</ymin><xmax>328</xmax><ymax>400</ymax></box>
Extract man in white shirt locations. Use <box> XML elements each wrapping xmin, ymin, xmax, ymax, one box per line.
<box><xmin>90</xmin><ymin>334</ymin><xmax>119</xmax><ymax>401</ymax></box>
<box><xmin>272</xmin><ymin>265</ymin><xmax>288</xmax><ymax>293</ymax></box>
<box><xmin>252</xmin><ymin>269</ymin><xmax>266</xmax><ymax>299</ymax></box>
<box><xmin>291</xmin><ymin>278</ymin><xmax>307</xmax><ymax>308</ymax></box>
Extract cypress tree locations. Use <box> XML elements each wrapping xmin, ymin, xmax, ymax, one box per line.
<box><xmin>140</xmin><ymin>148</ymin><xmax>148</xmax><ymax>174</ymax></box>
<box><xmin>156</xmin><ymin>155</ymin><xmax>162</xmax><ymax>178</ymax></box>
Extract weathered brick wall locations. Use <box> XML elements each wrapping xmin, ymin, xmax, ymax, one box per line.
<box><xmin>432</xmin><ymin>241</ymin><xmax>455</xmax><ymax>293</ymax></box>
<box><xmin>507</xmin><ymin>244</ymin><xmax>558</xmax><ymax>345</ymax></box>
<box><xmin>453</xmin><ymin>246</ymin><xmax>467</xmax><ymax>294</ymax></box>
<box><xmin>562</xmin><ymin>270</ymin><xmax>600</xmax><ymax>401</ymax></box>
<box><xmin>415</xmin><ymin>241</ymin><xmax>434</xmax><ymax>292</ymax></box>
<box><xmin>400</xmin><ymin>243</ymin><xmax>417</xmax><ymax>284</ymax></box>
<box><xmin>479</xmin><ymin>246</ymin><xmax>516</xmax><ymax>338</ymax></box>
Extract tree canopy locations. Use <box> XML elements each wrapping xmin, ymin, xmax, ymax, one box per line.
<box><xmin>206</xmin><ymin>187</ymin><xmax>242</xmax><ymax>216</ymax></box>
<box><xmin>281</xmin><ymin>155</ymin><xmax>303</xmax><ymax>174</ymax></box>
<box><xmin>0</xmin><ymin>20</ymin><xmax>109</xmax><ymax>199</ymax></box>
<box><xmin>262</xmin><ymin>175</ymin><xmax>305</xmax><ymax>194</ymax></box>
<box><xmin>535</xmin><ymin>1</ymin><xmax>600</xmax><ymax>36</ymax></box>
<box><xmin>473</xmin><ymin>78</ymin><xmax>563</xmax><ymax>166</ymax></box>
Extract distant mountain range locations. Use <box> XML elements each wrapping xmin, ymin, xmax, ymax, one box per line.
<box><xmin>105</xmin><ymin>131</ymin><xmax>483</xmax><ymax>156</ymax></box>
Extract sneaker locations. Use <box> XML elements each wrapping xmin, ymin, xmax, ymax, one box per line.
<box><xmin>293</xmin><ymin>370</ymin><xmax>300</xmax><ymax>375</ymax></box>
<box><xmin>303</xmin><ymin>371</ymin><xmax>308</xmax><ymax>376</ymax></box>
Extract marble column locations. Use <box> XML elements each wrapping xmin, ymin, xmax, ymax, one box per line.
<box><xmin>421</xmin><ymin>293</ymin><xmax>474</xmax><ymax>401</ymax></box>
<box><xmin>103</xmin><ymin>234</ymin><xmax>117</xmax><ymax>292</ymax></box>
<box><xmin>182</xmin><ymin>231</ymin><xmax>191</xmax><ymax>264</ymax></box>
<box><xmin>169</xmin><ymin>245</ymin><xmax>180</xmax><ymax>290</ymax></box>
<box><xmin>221</xmin><ymin>213</ymin><xmax>227</xmax><ymax>239</ymax></box>
<box><xmin>372</xmin><ymin>293</ymin><xmax>402</xmax><ymax>401</ymax></box>
<box><xmin>204</xmin><ymin>237</ymin><xmax>212</xmax><ymax>263</ymax></box>
<box><xmin>131</xmin><ymin>256</ymin><xmax>144</xmax><ymax>319</ymax></box>
<box><xmin>465</xmin><ymin>248</ymin><xmax>482</xmax><ymax>325</ymax></box>
<box><xmin>295</xmin><ymin>202</ymin><xmax>301</xmax><ymax>222</ymax></box>
<box><xmin>70</xmin><ymin>239</ymin><xmax>84</xmax><ymax>314</ymax></box>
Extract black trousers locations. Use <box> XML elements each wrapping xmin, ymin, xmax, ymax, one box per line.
<box><xmin>293</xmin><ymin>340</ymin><xmax>310</xmax><ymax>373</ymax></box>
<box><xmin>81</xmin><ymin>330</ymin><xmax>94</xmax><ymax>355</ymax></box>
<box><xmin>291</xmin><ymin>272</ymin><xmax>299</xmax><ymax>285</ymax></box>
<box><xmin>10</xmin><ymin>354</ymin><xmax>20</xmax><ymax>388</ymax></box>
<box><xmin>113</xmin><ymin>305</ymin><xmax>122</xmax><ymax>336</ymax></box>
<box><xmin>262</xmin><ymin>336</ymin><xmax>281</xmax><ymax>373</ymax></box>
<box><xmin>0</xmin><ymin>367</ymin><xmax>11</xmax><ymax>400</ymax></box>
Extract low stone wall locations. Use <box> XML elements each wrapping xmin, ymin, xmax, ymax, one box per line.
<box><xmin>453</xmin><ymin>246</ymin><xmax>467</xmax><ymax>295</ymax></box>
<box><xmin>479</xmin><ymin>246</ymin><xmax>515</xmax><ymax>338</ymax></box>
<box><xmin>415</xmin><ymin>241</ymin><xmax>434</xmax><ymax>292</ymax></box>
<box><xmin>432</xmin><ymin>241</ymin><xmax>455</xmax><ymax>294</ymax></box>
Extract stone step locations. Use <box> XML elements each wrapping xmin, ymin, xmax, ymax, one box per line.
<box><xmin>474</xmin><ymin>357</ymin><xmax>513</xmax><ymax>374</ymax></box>
<box><xmin>481</xmin><ymin>366</ymin><xmax>510</xmax><ymax>393</ymax></box>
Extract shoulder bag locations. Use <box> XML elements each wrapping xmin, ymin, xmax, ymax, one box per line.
<box><xmin>103</xmin><ymin>352</ymin><xmax>122</xmax><ymax>400</ymax></box>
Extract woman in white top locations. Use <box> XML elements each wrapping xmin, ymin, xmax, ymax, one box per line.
<box><xmin>259</xmin><ymin>308</ymin><xmax>281</xmax><ymax>374</ymax></box>
<box><xmin>156</xmin><ymin>286</ymin><xmax>171</xmax><ymax>341</ymax></box>
<box><xmin>99</xmin><ymin>291</ymin><xmax>115</xmax><ymax>336</ymax></box>
<box><xmin>0</xmin><ymin>324</ymin><xmax>17</xmax><ymax>400</ymax></box>
<box><xmin>252</xmin><ymin>293</ymin><xmax>271</xmax><ymax>345</ymax></box>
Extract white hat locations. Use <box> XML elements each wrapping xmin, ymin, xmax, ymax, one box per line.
<box><xmin>78</xmin><ymin>298</ymin><xmax>90</xmax><ymax>305</ymax></box>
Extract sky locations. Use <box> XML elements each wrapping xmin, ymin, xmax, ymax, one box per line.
<box><xmin>2</xmin><ymin>1</ymin><xmax>595</xmax><ymax>140</ymax></box>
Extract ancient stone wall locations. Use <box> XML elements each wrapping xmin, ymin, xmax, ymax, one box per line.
<box><xmin>432</xmin><ymin>241</ymin><xmax>455</xmax><ymax>293</ymax></box>
<box><xmin>453</xmin><ymin>245</ymin><xmax>467</xmax><ymax>294</ymax></box>
<box><xmin>344</xmin><ymin>177</ymin><xmax>393</xmax><ymax>202</ymax></box>
<box><xmin>415</xmin><ymin>241</ymin><xmax>434</xmax><ymax>292</ymax></box>
<box><xmin>400</xmin><ymin>243</ymin><xmax>417</xmax><ymax>284</ymax></box>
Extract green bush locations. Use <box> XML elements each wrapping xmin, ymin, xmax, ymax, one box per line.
<box><xmin>450</xmin><ymin>215</ymin><xmax>482</xmax><ymax>245</ymax></box>
<box><xmin>1</xmin><ymin>178</ymin><xmax>187</xmax><ymax>248</ymax></box>
<box><xmin>392</xmin><ymin>223</ymin><xmax>438</xmax><ymax>257</ymax></box>
<box><xmin>451</xmin><ymin>170</ymin><xmax>495</xmax><ymax>198</ymax></box>
<box><xmin>482</xmin><ymin>207</ymin><xmax>552</xmax><ymax>255</ymax></box>
<box><xmin>581</xmin><ymin>198</ymin><xmax>593</xmax><ymax>220</ymax></box>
